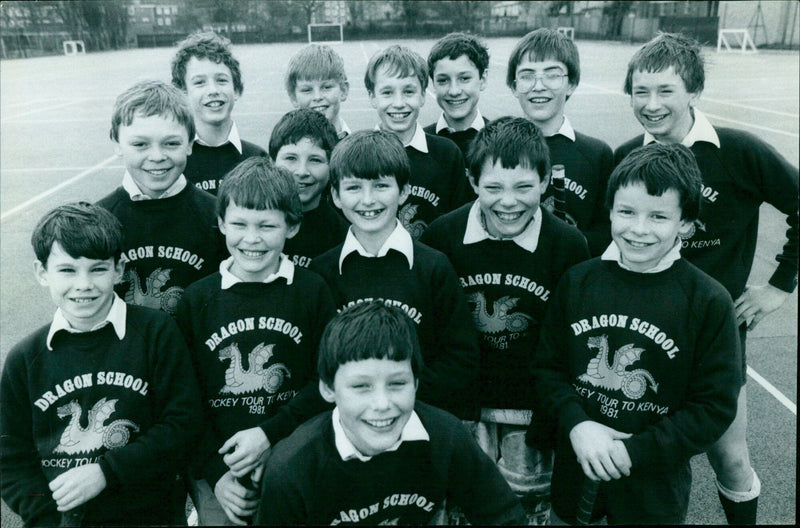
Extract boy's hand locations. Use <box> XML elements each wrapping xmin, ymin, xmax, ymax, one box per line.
<box><xmin>734</xmin><ymin>284</ymin><xmax>789</xmax><ymax>330</ymax></box>
<box><xmin>219</xmin><ymin>427</ymin><xmax>270</xmax><ymax>478</ymax></box>
<box><xmin>569</xmin><ymin>421</ymin><xmax>632</xmax><ymax>481</ymax></box>
<box><xmin>48</xmin><ymin>463</ymin><xmax>107</xmax><ymax>512</ymax></box>
<box><xmin>214</xmin><ymin>471</ymin><xmax>260</xmax><ymax>526</ymax></box>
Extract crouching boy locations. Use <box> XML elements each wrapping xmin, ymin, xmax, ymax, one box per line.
<box><xmin>255</xmin><ymin>301</ymin><xmax>525</xmax><ymax>525</ymax></box>
<box><xmin>0</xmin><ymin>202</ymin><xmax>202</xmax><ymax>526</ymax></box>
<box><xmin>530</xmin><ymin>143</ymin><xmax>741</xmax><ymax>524</ymax></box>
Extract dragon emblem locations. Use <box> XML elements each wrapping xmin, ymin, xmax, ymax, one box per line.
<box><xmin>398</xmin><ymin>204</ymin><xmax>427</xmax><ymax>239</ymax></box>
<box><xmin>123</xmin><ymin>268</ymin><xmax>183</xmax><ymax>314</ymax></box>
<box><xmin>218</xmin><ymin>342</ymin><xmax>291</xmax><ymax>395</ymax></box>
<box><xmin>679</xmin><ymin>219</ymin><xmax>707</xmax><ymax>240</ymax></box>
<box><xmin>54</xmin><ymin>398</ymin><xmax>139</xmax><ymax>455</ymax></box>
<box><xmin>468</xmin><ymin>291</ymin><xmax>534</xmax><ymax>334</ymax></box>
<box><xmin>578</xmin><ymin>335</ymin><xmax>658</xmax><ymax>399</ymax></box>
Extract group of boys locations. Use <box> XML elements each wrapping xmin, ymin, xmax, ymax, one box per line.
<box><xmin>1</xmin><ymin>26</ymin><xmax>796</xmax><ymax>527</ymax></box>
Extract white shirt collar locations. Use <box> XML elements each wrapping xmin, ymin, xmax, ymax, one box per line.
<box><xmin>375</xmin><ymin>122</ymin><xmax>428</xmax><ymax>153</ymax></box>
<box><xmin>338</xmin><ymin>221</ymin><xmax>414</xmax><ymax>273</ymax></box>
<box><xmin>47</xmin><ymin>294</ymin><xmax>126</xmax><ymax>350</ymax></box>
<box><xmin>219</xmin><ymin>255</ymin><xmax>295</xmax><ymax>289</ymax></box>
<box><xmin>463</xmin><ymin>200</ymin><xmax>543</xmax><ymax>253</ymax></box>
<box><xmin>643</xmin><ymin>108</ymin><xmax>720</xmax><ymax>148</ymax></box>
<box><xmin>194</xmin><ymin>121</ymin><xmax>243</xmax><ymax>154</ymax></box>
<box><xmin>336</xmin><ymin>118</ymin><xmax>351</xmax><ymax>139</ymax></box>
<box><xmin>435</xmin><ymin>109</ymin><xmax>486</xmax><ymax>134</ymax></box>
<box><xmin>544</xmin><ymin>115</ymin><xmax>576</xmax><ymax>142</ymax></box>
<box><xmin>122</xmin><ymin>172</ymin><xmax>187</xmax><ymax>201</ymax></box>
<box><xmin>601</xmin><ymin>240</ymin><xmax>683</xmax><ymax>273</ymax></box>
<box><xmin>331</xmin><ymin>407</ymin><xmax>430</xmax><ymax>462</ymax></box>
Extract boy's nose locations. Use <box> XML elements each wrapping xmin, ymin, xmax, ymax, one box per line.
<box><xmin>447</xmin><ymin>82</ymin><xmax>461</xmax><ymax>96</ymax></box>
<box><xmin>371</xmin><ymin>388</ymin><xmax>391</xmax><ymax>410</ymax></box>
<box><xmin>644</xmin><ymin>93</ymin><xmax>661</xmax><ymax>110</ymax></box>
<box><xmin>147</xmin><ymin>146</ymin><xmax>167</xmax><ymax>161</ymax></box>
<box><xmin>360</xmin><ymin>187</ymin><xmax>376</xmax><ymax>204</ymax></box>
<box><xmin>74</xmin><ymin>271</ymin><xmax>93</xmax><ymax>290</ymax></box>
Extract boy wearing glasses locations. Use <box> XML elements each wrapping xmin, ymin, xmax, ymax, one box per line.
<box><xmin>507</xmin><ymin>29</ymin><xmax>613</xmax><ymax>256</ymax></box>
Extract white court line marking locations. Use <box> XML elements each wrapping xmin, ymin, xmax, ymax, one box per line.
<box><xmin>359</xmin><ymin>42</ymin><xmax>369</xmax><ymax>62</ymax></box>
<box><xmin>1</xmin><ymin>155</ymin><xmax>117</xmax><ymax>223</ymax></box>
<box><xmin>5</xmin><ymin>100</ymin><xmax>85</xmax><ymax>120</ymax></box>
<box><xmin>747</xmin><ymin>366</ymin><xmax>797</xmax><ymax>415</ymax></box>
<box><xmin>721</xmin><ymin>96</ymin><xmax>797</xmax><ymax>103</ymax></box>
<box><xmin>702</xmin><ymin>96</ymin><xmax>798</xmax><ymax>119</ymax></box>
<box><xmin>1</xmin><ymin>165</ymin><xmax>124</xmax><ymax>173</ymax></box>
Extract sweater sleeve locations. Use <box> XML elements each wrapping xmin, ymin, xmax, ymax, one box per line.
<box><xmin>0</xmin><ymin>346</ymin><xmax>62</xmax><ymax>527</ymax></box>
<box><xmin>582</xmin><ymin>142</ymin><xmax>613</xmax><ymax>257</ymax></box>
<box><xmin>622</xmin><ymin>291</ymin><xmax>741</xmax><ymax>468</ymax></box>
<box><xmin>98</xmin><ymin>316</ymin><xmax>203</xmax><ymax>488</ymax></box>
<box><xmin>449</xmin><ymin>147</ymin><xmax>474</xmax><ymax>210</ymax></box>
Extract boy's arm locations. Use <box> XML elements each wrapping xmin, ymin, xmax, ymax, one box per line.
<box><xmin>582</xmin><ymin>143</ymin><xmax>614</xmax><ymax>256</ymax></box>
<box><xmin>0</xmin><ymin>350</ymin><xmax>62</xmax><ymax>527</ymax></box>
<box><xmin>255</xmin><ymin>452</ymin><xmax>311</xmax><ymax>525</ymax></box>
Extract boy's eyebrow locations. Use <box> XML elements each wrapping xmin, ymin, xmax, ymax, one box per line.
<box><xmin>517</xmin><ymin>65</ymin><xmax>567</xmax><ymax>73</ymax></box>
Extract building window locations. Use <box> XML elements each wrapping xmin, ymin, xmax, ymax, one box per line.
<box><xmin>157</xmin><ymin>18</ymin><xmax>164</xmax><ymax>25</ymax></box>
<box><xmin>142</xmin><ymin>16</ymin><xmax>150</xmax><ymax>23</ymax></box>
<box><xmin>172</xmin><ymin>6</ymin><xmax>178</xmax><ymax>14</ymax></box>
<box><xmin>165</xmin><ymin>17</ymin><xmax>172</xmax><ymax>26</ymax></box>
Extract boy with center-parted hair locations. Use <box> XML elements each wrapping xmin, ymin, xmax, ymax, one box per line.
<box><xmin>98</xmin><ymin>80</ymin><xmax>227</xmax><ymax>317</ymax></box>
<box><xmin>175</xmin><ymin>157</ymin><xmax>337</xmax><ymax>525</ymax></box>
<box><xmin>421</xmin><ymin>117</ymin><xmax>590</xmax><ymax>524</ymax></box>
<box><xmin>507</xmin><ymin>29</ymin><xmax>614</xmax><ymax>256</ymax></box>
<box><xmin>424</xmin><ymin>32</ymin><xmax>491</xmax><ymax>158</ymax></box>
<box><xmin>171</xmin><ymin>31</ymin><xmax>267</xmax><ymax>195</ymax></box>
<box><xmin>614</xmin><ymin>32</ymin><xmax>798</xmax><ymax>524</ymax></box>
<box><xmin>269</xmin><ymin>108</ymin><xmax>349</xmax><ymax>268</ymax></box>
<box><xmin>309</xmin><ymin>130</ymin><xmax>481</xmax><ymax>421</ymax></box>
<box><xmin>285</xmin><ymin>44</ymin><xmax>351</xmax><ymax>139</ymax></box>
<box><xmin>365</xmin><ymin>44</ymin><xmax>473</xmax><ymax>239</ymax></box>
<box><xmin>255</xmin><ymin>301</ymin><xmax>526</xmax><ymax>525</ymax></box>
<box><xmin>530</xmin><ymin>143</ymin><xmax>741</xmax><ymax>524</ymax></box>
<box><xmin>1</xmin><ymin>202</ymin><xmax>202</xmax><ymax>526</ymax></box>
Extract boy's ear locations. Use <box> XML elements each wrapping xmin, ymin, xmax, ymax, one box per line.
<box><xmin>398</xmin><ymin>183</ymin><xmax>411</xmax><ymax>206</ymax></box>
<box><xmin>113</xmin><ymin>141</ymin><xmax>122</xmax><ymax>157</ymax></box>
<box><xmin>678</xmin><ymin>218</ymin><xmax>694</xmax><ymax>238</ymax></box>
<box><xmin>33</xmin><ymin>260</ymin><xmax>49</xmax><ymax>287</ymax></box>
<box><xmin>286</xmin><ymin>222</ymin><xmax>301</xmax><ymax>240</ymax></box>
<box><xmin>331</xmin><ymin>186</ymin><xmax>342</xmax><ymax>209</ymax></box>
<box><xmin>539</xmin><ymin>170</ymin><xmax>550</xmax><ymax>194</ymax></box>
<box><xmin>319</xmin><ymin>379</ymin><xmax>336</xmax><ymax>403</ymax></box>
<box><xmin>289</xmin><ymin>91</ymin><xmax>299</xmax><ymax>108</ymax></box>
<box><xmin>369</xmin><ymin>91</ymin><xmax>378</xmax><ymax>109</ymax></box>
<box><xmin>479</xmin><ymin>70</ymin><xmax>488</xmax><ymax>91</ymax></box>
<box><xmin>468</xmin><ymin>173</ymin><xmax>479</xmax><ymax>194</ymax></box>
<box><xmin>113</xmin><ymin>259</ymin><xmax>126</xmax><ymax>284</ymax></box>
<box><xmin>339</xmin><ymin>80</ymin><xmax>350</xmax><ymax>102</ymax></box>
<box><xmin>217</xmin><ymin>216</ymin><xmax>227</xmax><ymax>235</ymax></box>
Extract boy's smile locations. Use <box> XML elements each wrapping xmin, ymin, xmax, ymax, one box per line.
<box><xmin>184</xmin><ymin>57</ymin><xmax>239</xmax><ymax>128</ymax></box>
<box><xmin>115</xmin><ymin>113</ymin><xmax>192</xmax><ymax>198</ymax></box>
<box><xmin>35</xmin><ymin>242</ymin><xmax>124</xmax><ymax>332</ymax></box>
<box><xmin>370</xmin><ymin>67</ymin><xmax>425</xmax><ymax>145</ymax></box>
<box><xmin>630</xmin><ymin>66</ymin><xmax>698</xmax><ymax>144</ymax></box>
<box><xmin>274</xmin><ymin>138</ymin><xmax>330</xmax><ymax>212</ymax></box>
<box><xmin>333</xmin><ymin>176</ymin><xmax>410</xmax><ymax>250</ymax></box>
<box><xmin>472</xmin><ymin>161</ymin><xmax>546</xmax><ymax>239</ymax></box>
<box><xmin>432</xmin><ymin>55</ymin><xmax>486</xmax><ymax>130</ymax></box>
<box><xmin>512</xmin><ymin>58</ymin><xmax>574</xmax><ymax>135</ymax></box>
<box><xmin>292</xmin><ymin>79</ymin><xmax>349</xmax><ymax>125</ymax></box>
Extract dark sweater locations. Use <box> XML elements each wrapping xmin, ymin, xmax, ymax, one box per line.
<box><xmin>309</xmin><ymin>241</ymin><xmax>480</xmax><ymax>419</ymax></box>
<box><xmin>422</xmin><ymin>204</ymin><xmax>590</xmax><ymax>409</ymax></box>
<box><xmin>614</xmin><ymin>127</ymin><xmax>799</xmax><ymax>298</ymax></box>
<box><xmin>175</xmin><ymin>269</ymin><xmax>336</xmax><ymax>488</ymax></box>
<box><xmin>423</xmin><ymin>121</ymin><xmax>485</xmax><ymax>160</ymax></box>
<box><xmin>97</xmin><ymin>185</ymin><xmax>226</xmax><ymax>316</ymax></box>
<box><xmin>543</xmin><ymin>132</ymin><xmax>614</xmax><ymax>256</ymax></box>
<box><xmin>531</xmin><ymin>258</ymin><xmax>740</xmax><ymax>524</ymax></box>
<box><xmin>0</xmin><ymin>305</ymin><xmax>202</xmax><ymax>527</ymax></box>
<box><xmin>184</xmin><ymin>140</ymin><xmax>267</xmax><ymax>195</ymax></box>
<box><xmin>401</xmin><ymin>134</ymin><xmax>474</xmax><ymax>239</ymax></box>
<box><xmin>283</xmin><ymin>199</ymin><xmax>349</xmax><ymax>269</ymax></box>
<box><xmin>256</xmin><ymin>401</ymin><xmax>525</xmax><ymax>525</ymax></box>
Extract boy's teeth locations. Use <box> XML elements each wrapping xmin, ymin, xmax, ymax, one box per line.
<box><xmin>206</xmin><ymin>101</ymin><xmax>223</xmax><ymax>107</ymax></box>
<box><xmin>366</xmin><ymin>418</ymin><xmax>394</xmax><ymax>427</ymax></box>
<box><xmin>530</xmin><ymin>97</ymin><xmax>549</xmax><ymax>103</ymax></box>
<box><xmin>241</xmin><ymin>250</ymin><xmax>266</xmax><ymax>257</ymax></box>
<box><xmin>71</xmin><ymin>298</ymin><xmax>94</xmax><ymax>303</ymax></box>
<box><xmin>645</xmin><ymin>115</ymin><xmax>666</xmax><ymax>122</ymax></box>
<box><xmin>359</xmin><ymin>210</ymin><xmax>380</xmax><ymax>218</ymax></box>
<box><xmin>147</xmin><ymin>169</ymin><xmax>168</xmax><ymax>175</ymax></box>
<box><xmin>496</xmin><ymin>211</ymin><xmax>522</xmax><ymax>221</ymax></box>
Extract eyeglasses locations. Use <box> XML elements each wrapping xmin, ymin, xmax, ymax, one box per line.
<box><xmin>514</xmin><ymin>72</ymin><xmax>568</xmax><ymax>92</ymax></box>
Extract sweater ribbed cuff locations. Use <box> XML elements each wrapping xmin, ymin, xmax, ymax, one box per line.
<box><xmin>768</xmin><ymin>261</ymin><xmax>798</xmax><ymax>293</ymax></box>
<box><xmin>558</xmin><ymin>402</ymin><xmax>590</xmax><ymax>439</ymax></box>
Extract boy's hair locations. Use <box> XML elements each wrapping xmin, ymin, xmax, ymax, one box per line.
<box><xmin>268</xmin><ymin>108</ymin><xmax>339</xmax><ymax>160</ymax></box>
<box><xmin>109</xmin><ymin>80</ymin><xmax>195</xmax><ymax>142</ymax></box>
<box><xmin>467</xmin><ymin>116</ymin><xmax>551</xmax><ymax>184</ymax></box>
<box><xmin>318</xmin><ymin>300</ymin><xmax>424</xmax><ymax>387</ymax></box>
<box><xmin>32</xmin><ymin>202</ymin><xmax>123</xmax><ymax>266</ymax></box>
<box><xmin>506</xmin><ymin>28</ymin><xmax>580</xmax><ymax>89</ymax></box>
<box><xmin>427</xmin><ymin>32</ymin><xmax>490</xmax><ymax>79</ymax></box>
<box><xmin>285</xmin><ymin>44</ymin><xmax>348</xmax><ymax>95</ymax></box>
<box><xmin>216</xmin><ymin>157</ymin><xmax>303</xmax><ymax>227</ymax></box>
<box><xmin>365</xmin><ymin>45</ymin><xmax>428</xmax><ymax>94</ymax></box>
<box><xmin>605</xmin><ymin>143</ymin><xmax>702</xmax><ymax>221</ymax></box>
<box><xmin>624</xmin><ymin>32</ymin><xmax>704</xmax><ymax>96</ymax></box>
<box><xmin>329</xmin><ymin>130</ymin><xmax>410</xmax><ymax>190</ymax></box>
<box><xmin>171</xmin><ymin>31</ymin><xmax>243</xmax><ymax>94</ymax></box>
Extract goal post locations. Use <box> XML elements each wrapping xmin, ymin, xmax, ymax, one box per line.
<box><xmin>308</xmin><ymin>23</ymin><xmax>343</xmax><ymax>44</ymax></box>
<box><xmin>63</xmin><ymin>40</ymin><xmax>86</xmax><ymax>55</ymax></box>
<box><xmin>717</xmin><ymin>29</ymin><xmax>757</xmax><ymax>53</ymax></box>
<box><xmin>557</xmin><ymin>27</ymin><xmax>574</xmax><ymax>40</ymax></box>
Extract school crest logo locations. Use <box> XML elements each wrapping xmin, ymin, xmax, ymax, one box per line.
<box><xmin>398</xmin><ymin>204</ymin><xmax>427</xmax><ymax>239</ymax></box>
<box><xmin>218</xmin><ymin>342</ymin><xmax>291</xmax><ymax>395</ymax></box>
<box><xmin>468</xmin><ymin>291</ymin><xmax>533</xmax><ymax>333</ymax></box>
<box><xmin>679</xmin><ymin>219</ymin><xmax>707</xmax><ymax>241</ymax></box>
<box><xmin>123</xmin><ymin>267</ymin><xmax>183</xmax><ymax>314</ymax></box>
<box><xmin>54</xmin><ymin>398</ymin><xmax>139</xmax><ymax>455</ymax></box>
<box><xmin>578</xmin><ymin>335</ymin><xmax>658</xmax><ymax>399</ymax></box>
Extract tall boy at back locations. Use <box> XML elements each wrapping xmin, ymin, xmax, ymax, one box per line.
<box><xmin>507</xmin><ymin>29</ymin><xmax>613</xmax><ymax>256</ymax></box>
<box><xmin>614</xmin><ymin>33</ymin><xmax>798</xmax><ymax>524</ymax></box>
<box><xmin>531</xmin><ymin>143</ymin><xmax>741</xmax><ymax>524</ymax></box>
<box><xmin>365</xmin><ymin>45</ymin><xmax>473</xmax><ymax>239</ymax></box>
<box><xmin>256</xmin><ymin>301</ymin><xmax>525</xmax><ymax>525</ymax></box>
<box><xmin>285</xmin><ymin>44</ymin><xmax>351</xmax><ymax>139</ymax></box>
<box><xmin>98</xmin><ymin>80</ymin><xmax>226</xmax><ymax>317</ymax></box>
<box><xmin>309</xmin><ymin>130</ymin><xmax>480</xmax><ymax>420</ymax></box>
<box><xmin>1</xmin><ymin>202</ymin><xmax>202</xmax><ymax>526</ymax></box>
<box><xmin>424</xmin><ymin>32</ymin><xmax>491</xmax><ymax>158</ymax></box>
<box><xmin>176</xmin><ymin>158</ymin><xmax>336</xmax><ymax>525</ymax></box>
<box><xmin>421</xmin><ymin>117</ymin><xmax>590</xmax><ymax>523</ymax></box>
<box><xmin>171</xmin><ymin>31</ymin><xmax>267</xmax><ymax>195</ymax></box>
<box><xmin>270</xmin><ymin>108</ymin><xmax>349</xmax><ymax>268</ymax></box>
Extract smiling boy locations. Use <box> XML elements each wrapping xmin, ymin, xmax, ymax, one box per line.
<box><xmin>171</xmin><ymin>31</ymin><xmax>267</xmax><ymax>195</ymax></box>
<box><xmin>176</xmin><ymin>158</ymin><xmax>336</xmax><ymax>525</ymax></box>
<box><xmin>1</xmin><ymin>202</ymin><xmax>201</xmax><ymax>526</ymax></box>
<box><xmin>256</xmin><ymin>301</ymin><xmax>524</xmax><ymax>525</ymax></box>
<box><xmin>309</xmin><ymin>130</ymin><xmax>480</xmax><ymax>420</ymax></box>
